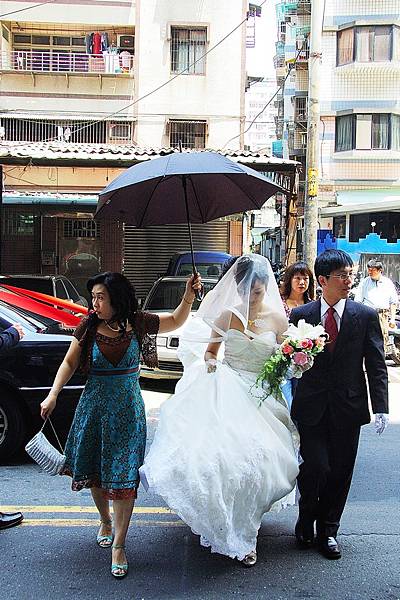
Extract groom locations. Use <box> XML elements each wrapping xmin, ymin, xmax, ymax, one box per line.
<box><xmin>290</xmin><ymin>249</ymin><xmax>389</xmax><ymax>560</ymax></box>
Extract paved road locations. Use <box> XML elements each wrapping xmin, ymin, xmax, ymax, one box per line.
<box><xmin>0</xmin><ymin>369</ymin><xmax>399</xmax><ymax>600</ymax></box>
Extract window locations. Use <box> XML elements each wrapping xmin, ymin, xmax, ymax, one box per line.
<box><xmin>337</xmin><ymin>25</ymin><xmax>396</xmax><ymax>65</ymax></box>
<box><xmin>333</xmin><ymin>216</ymin><xmax>346</xmax><ymax>238</ymax></box>
<box><xmin>335</xmin><ymin>113</ymin><xmax>400</xmax><ymax>151</ymax></box>
<box><xmin>1</xmin><ymin>117</ymin><xmax>133</xmax><ymax>144</ymax></box>
<box><xmin>108</xmin><ymin>122</ymin><xmax>132</xmax><ymax>142</ymax></box>
<box><xmin>2</xmin><ymin>214</ymin><xmax>34</xmax><ymax>236</ymax></box>
<box><xmin>169</xmin><ymin>120</ymin><xmax>207</xmax><ymax>149</ymax></box>
<box><xmin>63</xmin><ymin>219</ymin><xmax>100</xmax><ymax>239</ymax></box>
<box><xmin>55</xmin><ymin>279</ymin><xmax>68</xmax><ymax>300</ymax></box>
<box><xmin>170</xmin><ymin>27</ymin><xmax>206</xmax><ymax>74</ymax></box>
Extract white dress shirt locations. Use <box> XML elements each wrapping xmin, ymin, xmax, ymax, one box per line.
<box><xmin>320</xmin><ymin>297</ymin><xmax>346</xmax><ymax>331</ymax></box>
<box><xmin>354</xmin><ymin>275</ymin><xmax>398</xmax><ymax>310</ymax></box>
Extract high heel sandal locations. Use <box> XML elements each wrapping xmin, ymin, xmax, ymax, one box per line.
<box><xmin>241</xmin><ymin>550</ymin><xmax>257</xmax><ymax>567</ymax></box>
<box><xmin>96</xmin><ymin>518</ymin><xmax>113</xmax><ymax>548</ymax></box>
<box><xmin>111</xmin><ymin>544</ymin><xmax>128</xmax><ymax>579</ymax></box>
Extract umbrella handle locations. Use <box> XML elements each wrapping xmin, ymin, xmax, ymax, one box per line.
<box><xmin>195</xmin><ymin>284</ymin><xmax>204</xmax><ymax>302</ymax></box>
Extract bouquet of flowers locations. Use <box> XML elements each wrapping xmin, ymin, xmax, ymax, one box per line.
<box><xmin>256</xmin><ymin>319</ymin><xmax>327</xmax><ymax>402</ymax></box>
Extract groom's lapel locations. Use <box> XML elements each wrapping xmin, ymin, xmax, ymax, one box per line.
<box><xmin>307</xmin><ymin>299</ymin><xmax>322</xmax><ymax>326</ymax></box>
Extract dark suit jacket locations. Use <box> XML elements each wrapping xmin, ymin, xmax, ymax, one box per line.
<box><xmin>0</xmin><ymin>326</ymin><xmax>20</xmax><ymax>356</ymax></box>
<box><xmin>290</xmin><ymin>299</ymin><xmax>388</xmax><ymax>427</ymax></box>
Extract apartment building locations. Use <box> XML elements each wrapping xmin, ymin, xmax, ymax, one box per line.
<box><xmin>274</xmin><ymin>0</ymin><xmax>400</xmax><ymax>261</ymax></box>
<box><xmin>0</xmin><ymin>0</ymin><xmax>251</xmax><ymax>297</ymax></box>
<box><xmin>318</xmin><ymin>0</ymin><xmax>400</xmax><ymax>252</ymax></box>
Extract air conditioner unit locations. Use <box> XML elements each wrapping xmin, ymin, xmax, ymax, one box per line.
<box><xmin>117</xmin><ymin>35</ymin><xmax>134</xmax><ymax>50</ymax></box>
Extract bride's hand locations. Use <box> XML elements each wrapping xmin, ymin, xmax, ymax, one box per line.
<box><xmin>205</xmin><ymin>358</ymin><xmax>217</xmax><ymax>373</ymax></box>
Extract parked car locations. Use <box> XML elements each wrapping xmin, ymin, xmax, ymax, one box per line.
<box><xmin>141</xmin><ymin>276</ymin><xmax>218</xmax><ymax>379</ymax></box>
<box><xmin>0</xmin><ymin>300</ymin><xmax>84</xmax><ymax>461</ymax></box>
<box><xmin>0</xmin><ymin>274</ymin><xmax>88</xmax><ymax>307</ymax></box>
<box><xmin>166</xmin><ymin>251</ymin><xmax>232</xmax><ymax>279</ymax></box>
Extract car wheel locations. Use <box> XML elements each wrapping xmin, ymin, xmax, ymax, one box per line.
<box><xmin>0</xmin><ymin>390</ymin><xmax>26</xmax><ymax>461</ymax></box>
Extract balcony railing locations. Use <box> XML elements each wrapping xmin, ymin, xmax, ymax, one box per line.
<box><xmin>0</xmin><ymin>50</ymin><xmax>134</xmax><ymax>74</ymax></box>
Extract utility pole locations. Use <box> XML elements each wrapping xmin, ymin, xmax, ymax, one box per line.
<box><xmin>303</xmin><ymin>0</ymin><xmax>324</xmax><ymax>268</ymax></box>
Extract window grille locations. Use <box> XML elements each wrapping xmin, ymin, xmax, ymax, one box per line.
<box><xmin>2</xmin><ymin>214</ymin><xmax>34</xmax><ymax>236</ymax></box>
<box><xmin>169</xmin><ymin>120</ymin><xmax>207</xmax><ymax>149</ymax></box>
<box><xmin>170</xmin><ymin>27</ymin><xmax>206</xmax><ymax>74</ymax></box>
<box><xmin>63</xmin><ymin>219</ymin><xmax>100</xmax><ymax>239</ymax></box>
<box><xmin>108</xmin><ymin>122</ymin><xmax>132</xmax><ymax>142</ymax></box>
<box><xmin>0</xmin><ymin>118</ymin><xmax>134</xmax><ymax>144</ymax></box>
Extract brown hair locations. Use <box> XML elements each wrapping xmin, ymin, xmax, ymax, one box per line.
<box><xmin>281</xmin><ymin>262</ymin><xmax>315</xmax><ymax>303</ymax></box>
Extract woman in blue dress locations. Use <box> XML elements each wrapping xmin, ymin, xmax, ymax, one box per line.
<box><xmin>40</xmin><ymin>271</ymin><xmax>201</xmax><ymax>578</ymax></box>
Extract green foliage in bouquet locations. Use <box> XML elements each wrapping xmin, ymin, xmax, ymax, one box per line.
<box><xmin>256</xmin><ymin>351</ymin><xmax>288</xmax><ymax>401</ymax></box>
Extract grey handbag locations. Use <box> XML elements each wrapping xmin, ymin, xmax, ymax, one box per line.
<box><xmin>25</xmin><ymin>418</ymin><xmax>66</xmax><ymax>475</ymax></box>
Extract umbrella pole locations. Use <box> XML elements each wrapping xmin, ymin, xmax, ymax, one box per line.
<box><xmin>182</xmin><ymin>175</ymin><xmax>203</xmax><ymax>301</ymax></box>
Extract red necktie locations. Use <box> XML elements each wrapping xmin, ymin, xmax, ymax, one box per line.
<box><xmin>325</xmin><ymin>306</ymin><xmax>338</xmax><ymax>353</ymax></box>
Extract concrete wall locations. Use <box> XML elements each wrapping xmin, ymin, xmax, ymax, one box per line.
<box><xmin>134</xmin><ymin>0</ymin><xmax>247</xmax><ymax>149</ymax></box>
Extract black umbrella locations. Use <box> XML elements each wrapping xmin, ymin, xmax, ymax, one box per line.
<box><xmin>96</xmin><ymin>151</ymin><xmax>285</xmax><ymax>296</ymax></box>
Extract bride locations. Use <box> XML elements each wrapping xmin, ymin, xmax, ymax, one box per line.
<box><xmin>140</xmin><ymin>254</ymin><xmax>299</xmax><ymax>566</ymax></box>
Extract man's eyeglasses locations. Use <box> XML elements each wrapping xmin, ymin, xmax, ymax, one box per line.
<box><xmin>327</xmin><ymin>273</ymin><xmax>355</xmax><ymax>281</ymax></box>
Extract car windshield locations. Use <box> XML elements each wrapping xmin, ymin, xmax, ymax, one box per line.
<box><xmin>145</xmin><ymin>280</ymin><xmax>217</xmax><ymax>311</ymax></box>
<box><xmin>177</xmin><ymin>263</ymin><xmax>223</xmax><ymax>278</ymax></box>
<box><xmin>0</xmin><ymin>300</ymin><xmax>47</xmax><ymax>332</ymax></box>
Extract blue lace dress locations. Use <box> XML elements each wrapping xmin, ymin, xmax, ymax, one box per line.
<box><xmin>62</xmin><ymin>329</ymin><xmax>147</xmax><ymax>499</ymax></box>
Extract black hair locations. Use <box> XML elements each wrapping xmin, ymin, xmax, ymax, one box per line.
<box><xmin>314</xmin><ymin>250</ymin><xmax>353</xmax><ymax>279</ymax></box>
<box><xmin>234</xmin><ymin>255</ymin><xmax>269</xmax><ymax>290</ymax></box>
<box><xmin>87</xmin><ymin>271</ymin><xmax>138</xmax><ymax>328</ymax></box>
<box><xmin>218</xmin><ymin>256</ymin><xmax>239</xmax><ymax>281</ymax></box>
<box><xmin>281</xmin><ymin>261</ymin><xmax>315</xmax><ymax>302</ymax></box>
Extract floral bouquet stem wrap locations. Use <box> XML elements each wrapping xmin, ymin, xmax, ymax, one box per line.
<box><xmin>256</xmin><ymin>319</ymin><xmax>327</xmax><ymax>403</ymax></box>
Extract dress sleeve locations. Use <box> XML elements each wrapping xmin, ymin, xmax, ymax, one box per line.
<box><xmin>73</xmin><ymin>316</ymin><xmax>89</xmax><ymax>342</ymax></box>
<box><xmin>141</xmin><ymin>311</ymin><xmax>160</xmax><ymax>336</ymax></box>
<box><xmin>135</xmin><ymin>311</ymin><xmax>159</xmax><ymax>368</ymax></box>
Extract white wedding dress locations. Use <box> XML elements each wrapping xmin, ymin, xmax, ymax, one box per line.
<box><xmin>140</xmin><ymin>327</ymin><xmax>299</xmax><ymax>560</ymax></box>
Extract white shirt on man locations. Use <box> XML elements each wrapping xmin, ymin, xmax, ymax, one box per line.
<box><xmin>354</xmin><ymin>275</ymin><xmax>398</xmax><ymax>310</ymax></box>
<box><xmin>320</xmin><ymin>297</ymin><xmax>346</xmax><ymax>332</ymax></box>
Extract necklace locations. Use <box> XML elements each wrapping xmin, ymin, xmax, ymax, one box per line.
<box><xmin>104</xmin><ymin>319</ymin><xmax>127</xmax><ymax>333</ymax></box>
<box><xmin>248</xmin><ymin>316</ymin><xmax>267</xmax><ymax>328</ymax></box>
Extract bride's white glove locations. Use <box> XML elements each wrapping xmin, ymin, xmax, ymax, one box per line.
<box><xmin>374</xmin><ymin>413</ymin><xmax>389</xmax><ymax>435</ymax></box>
<box><xmin>206</xmin><ymin>358</ymin><xmax>217</xmax><ymax>373</ymax></box>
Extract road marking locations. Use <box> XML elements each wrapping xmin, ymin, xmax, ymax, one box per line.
<box><xmin>20</xmin><ymin>519</ymin><xmax>184</xmax><ymax>527</ymax></box>
<box><xmin>1</xmin><ymin>506</ymin><xmax>174</xmax><ymax>514</ymax></box>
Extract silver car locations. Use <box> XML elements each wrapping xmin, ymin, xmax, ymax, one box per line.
<box><xmin>140</xmin><ymin>276</ymin><xmax>218</xmax><ymax>379</ymax></box>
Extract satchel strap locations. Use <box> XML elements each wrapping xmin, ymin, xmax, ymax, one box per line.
<box><xmin>40</xmin><ymin>418</ymin><xmax>64</xmax><ymax>454</ymax></box>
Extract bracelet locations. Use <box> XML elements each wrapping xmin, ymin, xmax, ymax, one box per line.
<box><xmin>183</xmin><ymin>295</ymin><xmax>194</xmax><ymax>305</ymax></box>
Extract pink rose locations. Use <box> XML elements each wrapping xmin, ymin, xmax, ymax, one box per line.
<box><xmin>282</xmin><ymin>344</ymin><xmax>294</xmax><ymax>355</ymax></box>
<box><xmin>300</xmin><ymin>339</ymin><xmax>309</xmax><ymax>349</ymax></box>
<box><xmin>293</xmin><ymin>351</ymin><xmax>308</xmax><ymax>366</ymax></box>
<box><xmin>315</xmin><ymin>336</ymin><xmax>325</xmax><ymax>348</ymax></box>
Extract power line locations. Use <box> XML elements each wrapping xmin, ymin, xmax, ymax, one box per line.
<box><xmin>0</xmin><ymin>0</ymin><xmax>56</xmax><ymax>19</ymax></box>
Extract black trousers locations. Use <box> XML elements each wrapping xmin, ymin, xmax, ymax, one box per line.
<box><xmin>297</xmin><ymin>411</ymin><xmax>361</xmax><ymax>538</ymax></box>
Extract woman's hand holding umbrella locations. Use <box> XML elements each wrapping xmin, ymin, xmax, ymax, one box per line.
<box><xmin>183</xmin><ymin>273</ymin><xmax>202</xmax><ymax>304</ymax></box>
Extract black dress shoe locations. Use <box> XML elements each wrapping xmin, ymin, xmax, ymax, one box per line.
<box><xmin>0</xmin><ymin>511</ymin><xmax>24</xmax><ymax>530</ymax></box>
<box><xmin>317</xmin><ymin>536</ymin><xmax>341</xmax><ymax>559</ymax></box>
<box><xmin>295</xmin><ymin>517</ymin><xmax>314</xmax><ymax>548</ymax></box>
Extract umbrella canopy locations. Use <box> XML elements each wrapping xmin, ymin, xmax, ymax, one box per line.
<box><xmin>95</xmin><ymin>151</ymin><xmax>284</xmax><ymax>226</ymax></box>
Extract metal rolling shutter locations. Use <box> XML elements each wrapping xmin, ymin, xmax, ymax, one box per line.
<box><xmin>123</xmin><ymin>222</ymin><xmax>230</xmax><ymax>299</ymax></box>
